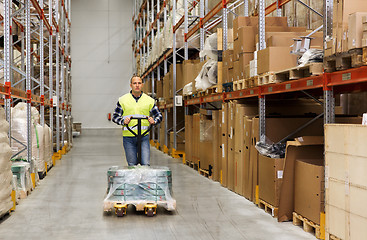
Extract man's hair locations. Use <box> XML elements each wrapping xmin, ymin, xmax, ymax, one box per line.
<box><xmin>130</xmin><ymin>74</ymin><xmax>142</xmax><ymax>83</ymax></box>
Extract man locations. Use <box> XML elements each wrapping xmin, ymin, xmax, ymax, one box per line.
<box><xmin>112</xmin><ymin>75</ymin><xmax>162</xmax><ymax>166</ymax></box>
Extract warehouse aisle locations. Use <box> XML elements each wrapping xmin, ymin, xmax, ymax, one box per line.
<box><xmin>0</xmin><ymin>129</ymin><xmax>316</xmax><ymax>240</ymax></box>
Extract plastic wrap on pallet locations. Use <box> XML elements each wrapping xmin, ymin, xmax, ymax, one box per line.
<box><xmin>183</xmin><ymin>82</ymin><xmax>193</xmax><ymax>96</ymax></box>
<box><xmin>297</xmin><ymin>49</ymin><xmax>323</xmax><ymax>67</ymax></box>
<box><xmin>199</xmin><ymin>33</ymin><xmax>218</xmax><ymax>61</ymax></box>
<box><xmin>255</xmin><ymin>137</ymin><xmax>286</xmax><ymax>159</ymax></box>
<box><xmin>11</xmin><ymin>161</ymin><xmax>32</xmax><ymax>193</ymax></box>
<box><xmin>200</xmin><ymin>117</ymin><xmax>213</xmax><ymax>142</ymax></box>
<box><xmin>44</xmin><ymin>125</ymin><xmax>53</xmax><ymax>169</ymax></box>
<box><xmin>104</xmin><ymin>166</ymin><xmax>176</xmax><ymax>211</ymax></box>
<box><xmin>194</xmin><ymin>59</ymin><xmax>217</xmax><ymax>91</ymax></box>
<box><xmin>35</xmin><ymin>124</ymin><xmax>45</xmax><ymax>173</ymax></box>
<box><xmin>11</xmin><ymin>103</ymin><xmax>46</xmax><ymax>172</ymax></box>
<box><xmin>0</xmin><ymin>107</ymin><xmax>13</xmax><ymax>216</ymax></box>
<box><xmin>12</xmin><ymin>175</ymin><xmax>19</xmax><ymax>203</ymax></box>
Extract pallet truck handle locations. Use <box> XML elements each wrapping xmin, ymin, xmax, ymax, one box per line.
<box><xmin>125</xmin><ymin>115</ymin><xmax>152</xmax><ymax>137</ymax></box>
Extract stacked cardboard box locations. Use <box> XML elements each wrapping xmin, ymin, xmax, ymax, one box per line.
<box><xmin>184</xmin><ymin>115</ymin><xmax>193</xmax><ymax>163</ymax></box>
<box><xmin>182</xmin><ymin>60</ymin><xmax>206</xmax><ymax>95</ymax></box>
<box><xmin>212</xmin><ymin>110</ymin><xmax>222</xmax><ymax>182</ymax></box>
<box><xmin>348</xmin><ymin>12</ymin><xmax>367</xmax><ymax>50</ymax></box>
<box><xmin>363</xmin><ymin>16</ymin><xmax>367</xmax><ymax>47</ymax></box>
<box><xmin>192</xmin><ymin>114</ymin><xmax>201</xmax><ymax>165</ymax></box>
<box><xmin>157</xmin><ymin>80</ymin><xmax>163</xmax><ymax>98</ymax></box>
<box><xmin>325</xmin><ymin>124</ymin><xmax>367</xmax><ymax>240</ymax></box>
<box><xmin>332</xmin><ymin>0</ymin><xmax>367</xmax><ymax>53</ymax></box>
<box><xmin>221</xmin><ymin>103</ymin><xmax>229</xmax><ymax>187</ymax></box>
<box><xmin>199</xmin><ymin>113</ymin><xmax>213</xmax><ymax>171</ymax></box>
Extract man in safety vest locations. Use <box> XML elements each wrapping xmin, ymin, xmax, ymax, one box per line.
<box><xmin>112</xmin><ymin>75</ymin><xmax>162</xmax><ymax>166</ymax></box>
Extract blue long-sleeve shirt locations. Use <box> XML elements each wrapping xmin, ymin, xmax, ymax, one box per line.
<box><xmin>112</xmin><ymin>92</ymin><xmax>162</xmax><ymax>126</ymax></box>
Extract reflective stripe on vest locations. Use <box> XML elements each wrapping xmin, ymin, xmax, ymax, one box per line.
<box><xmin>119</xmin><ymin>93</ymin><xmax>155</xmax><ymax>137</ymax></box>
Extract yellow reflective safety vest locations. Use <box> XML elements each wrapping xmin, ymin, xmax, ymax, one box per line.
<box><xmin>119</xmin><ymin>92</ymin><xmax>155</xmax><ymax>137</ymax></box>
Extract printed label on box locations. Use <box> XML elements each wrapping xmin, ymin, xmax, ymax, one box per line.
<box><xmin>277</xmin><ymin>170</ymin><xmax>283</xmax><ymax>179</ymax></box>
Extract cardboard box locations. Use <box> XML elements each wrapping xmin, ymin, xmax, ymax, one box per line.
<box><xmin>212</xmin><ymin>110</ymin><xmax>221</xmax><ymax>182</ymax></box>
<box><xmin>228</xmin><ymin>68</ymin><xmax>234</xmax><ymax>82</ymax></box>
<box><xmin>233</xmin><ymin>61</ymin><xmax>240</xmax><ymax>81</ymax></box>
<box><xmin>228</xmin><ymin>53</ymin><xmax>234</xmax><ymax>69</ymax></box>
<box><xmin>185</xmin><ymin>115</ymin><xmax>193</xmax><ymax>162</ymax></box>
<box><xmin>257</xmin><ymin>47</ymin><xmax>298</xmax><ymax>75</ymax></box>
<box><xmin>325</xmin><ymin>124</ymin><xmax>367</xmax><ymax>239</ymax></box>
<box><xmin>259</xmin><ymin>155</ymin><xmax>284</xmax><ymax>207</ymax></box>
<box><xmin>233</xmin><ymin>16</ymin><xmax>288</xmax><ymax>40</ymax></box>
<box><xmin>192</xmin><ymin>114</ymin><xmax>201</xmax><ymax>165</ymax></box>
<box><xmin>221</xmin><ymin>103</ymin><xmax>228</xmax><ymax>187</ymax></box>
<box><xmin>156</xmin><ymin>80</ymin><xmax>163</xmax><ymax>98</ymax></box>
<box><xmin>239</xmin><ymin>53</ymin><xmax>254</xmax><ymax>76</ymax></box>
<box><xmin>199</xmin><ymin>114</ymin><xmax>213</xmax><ymax>170</ymax></box>
<box><xmin>234</xmin><ymin>152</ymin><xmax>244</xmax><ymax>195</ymax></box>
<box><xmin>223</xmin><ymin>50</ymin><xmax>234</xmax><ymax>69</ymax></box>
<box><xmin>169</xmin><ymin>63</ymin><xmax>184</xmax><ymax>94</ymax></box>
<box><xmin>227</xmin><ymin>102</ymin><xmax>235</xmax><ymax>191</ymax></box>
<box><xmin>243</xmin><ymin>64</ymin><xmax>250</xmax><ymax>80</ymax></box>
<box><xmin>243</xmin><ymin>117</ymin><xmax>253</xmax><ymax>200</ymax></box>
<box><xmin>183</xmin><ymin>60</ymin><xmax>198</xmax><ymax>87</ymax></box>
<box><xmin>237</xmin><ymin>26</ymin><xmax>307</xmax><ymax>53</ymax></box>
<box><xmin>294</xmin><ymin>158</ymin><xmax>324</xmax><ymax>225</ymax></box>
<box><xmin>278</xmin><ymin>136</ymin><xmax>324</xmax><ymax>222</ymax></box>
<box><xmin>222</xmin><ymin>65</ymin><xmax>230</xmax><ymax>83</ymax></box>
<box><xmin>266</xmin><ymin>32</ymin><xmax>323</xmax><ymax>49</ymax></box>
<box><xmin>250</xmin><ymin>117</ymin><xmax>260</xmax><ymax>202</ymax></box>
<box><xmin>234</xmin><ymin>106</ymin><xmax>245</xmax><ymax>153</ymax></box>
<box><xmin>333</xmin><ymin>0</ymin><xmax>367</xmax><ymax>53</ymax></box>
<box><xmin>163</xmin><ymin>73</ymin><xmax>170</xmax><ymax>99</ymax></box>
<box><xmin>348</xmin><ymin>12</ymin><xmax>367</xmax><ymax>50</ymax></box>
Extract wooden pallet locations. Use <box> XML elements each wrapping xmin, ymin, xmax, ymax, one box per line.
<box><xmin>326</xmin><ymin>233</ymin><xmax>341</xmax><ymax>240</ymax></box>
<box><xmin>324</xmin><ymin>48</ymin><xmax>365</xmax><ymax>72</ymax></box>
<box><xmin>233</xmin><ymin>80</ymin><xmax>247</xmax><ymax>91</ymax></box>
<box><xmin>272</xmin><ymin>63</ymin><xmax>324</xmax><ymax>82</ymax></box>
<box><xmin>293</xmin><ymin>212</ymin><xmax>321</xmax><ymax>239</ymax></box>
<box><xmin>259</xmin><ymin>199</ymin><xmax>278</xmax><ymax>217</ymax></box>
<box><xmin>247</xmin><ymin>76</ymin><xmax>259</xmax><ymax>88</ymax></box>
<box><xmin>199</xmin><ymin>168</ymin><xmax>211</xmax><ymax>179</ymax></box>
<box><xmin>258</xmin><ymin>72</ymin><xmax>279</xmax><ymax>86</ymax></box>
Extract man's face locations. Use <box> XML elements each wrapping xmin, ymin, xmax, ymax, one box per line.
<box><xmin>130</xmin><ymin>77</ymin><xmax>143</xmax><ymax>94</ymax></box>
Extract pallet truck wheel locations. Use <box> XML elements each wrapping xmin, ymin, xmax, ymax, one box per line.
<box><xmin>146</xmin><ymin>208</ymin><xmax>154</xmax><ymax>217</ymax></box>
<box><xmin>144</xmin><ymin>203</ymin><xmax>157</xmax><ymax>217</ymax></box>
<box><xmin>114</xmin><ymin>203</ymin><xmax>127</xmax><ymax>217</ymax></box>
<box><xmin>116</xmin><ymin>209</ymin><xmax>125</xmax><ymax>217</ymax></box>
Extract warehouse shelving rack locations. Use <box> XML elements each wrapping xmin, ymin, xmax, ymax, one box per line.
<box><xmin>133</xmin><ymin>0</ymin><xmax>246</xmax><ymax>151</ymax></box>
<box><xmin>133</xmin><ymin>0</ymin><xmax>367</xmax><ymax>152</ymax></box>
<box><xmin>0</xmin><ymin>0</ymin><xmax>72</xmax><ymax>173</ymax></box>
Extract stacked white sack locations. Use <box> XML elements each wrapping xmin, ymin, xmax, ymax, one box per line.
<box><xmin>11</xmin><ymin>103</ymin><xmax>46</xmax><ymax>173</ymax></box>
<box><xmin>0</xmin><ymin>107</ymin><xmax>15</xmax><ymax>216</ymax></box>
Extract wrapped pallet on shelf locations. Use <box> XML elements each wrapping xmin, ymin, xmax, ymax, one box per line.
<box><xmin>11</xmin><ymin>103</ymin><xmax>47</xmax><ymax>175</ymax></box>
<box><xmin>11</xmin><ymin>161</ymin><xmax>32</xmax><ymax>199</ymax></box>
<box><xmin>0</xmin><ymin>107</ymin><xmax>15</xmax><ymax>217</ymax></box>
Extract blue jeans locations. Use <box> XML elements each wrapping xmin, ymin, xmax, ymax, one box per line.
<box><xmin>123</xmin><ymin>135</ymin><xmax>150</xmax><ymax>166</ymax></box>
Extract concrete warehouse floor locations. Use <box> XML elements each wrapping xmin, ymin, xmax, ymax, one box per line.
<box><xmin>0</xmin><ymin>129</ymin><xmax>317</xmax><ymax>240</ymax></box>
